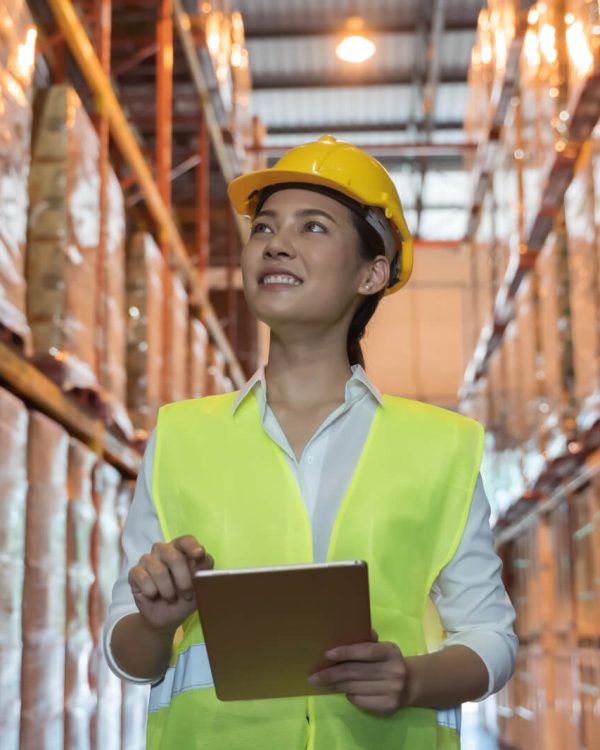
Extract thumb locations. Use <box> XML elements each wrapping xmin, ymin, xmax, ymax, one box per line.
<box><xmin>371</xmin><ymin>628</ymin><xmax>379</xmax><ymax>642</ymax></box>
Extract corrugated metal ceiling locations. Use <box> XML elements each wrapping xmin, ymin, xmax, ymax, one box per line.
<box><xmin>230</xmin><ymin>0</ymin><xmax>483</xmax><ymax>242</ymax></box>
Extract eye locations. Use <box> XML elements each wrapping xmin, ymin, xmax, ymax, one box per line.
<box><xmin>250</xmin><ymin>221</ymin><xmax>272</xmax><ymax>235</ymax></box>
<box><xmin>304</xmin><ymin>221</ymin><xmax>326</xmax><ymax>233</ymax></box>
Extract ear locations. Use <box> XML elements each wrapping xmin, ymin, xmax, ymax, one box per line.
<box><xmin>358</xmin><ymin>255</ymin><xmax>390</xmax><ymax>296</ymax></box>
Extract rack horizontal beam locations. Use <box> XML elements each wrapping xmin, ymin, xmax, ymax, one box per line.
<box><xmin>0</xmin><ymin>342</ymin><xmax>141</xmax><ymax>477</ymax></box>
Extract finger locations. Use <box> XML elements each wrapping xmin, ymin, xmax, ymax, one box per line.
<box><xmin>347</xmin><ymin>694</ymin><xmax>398</xmax><ymax>716</ymax></box>
<box><xmin>309</xmin><ymin>661</ymin><xmax>383</xmax><ymax>686</ymax></box>
<box><xmin>371</xmin><ymin>629</ymin><xmax>379</xmax><ymax>641</ymax></box>
<box><xmin>153</xmin><ymin>544</ymin><xmax>195</xmax><ymax>599</ymax></box>
<box><xmin>142</xmin><ymin>555</ymin><xmax>178</xmax><ymax>602</ymax></box>
<box><xmin>313</xmin><ymin>680</ymin><xmax>387</xmax><ymax>696</ymax></box>
<box><xmin>171</xmin><ymin>535</ymin><xmax>206</xmax><ymax>561</ymax></box>
<box><xmin>193</xmin><ymin>553</ymin><xmax>214</xmax><ymax>572</ymax></box>
<box><xmin>325</xmin><ymin>641</ymin><xmax>395</xmax><ymax>662</ymax></box>
<box><xmin>128</xmin><ymin>566</ymin><xmax>159</xmax><ymax>599</ymax></box>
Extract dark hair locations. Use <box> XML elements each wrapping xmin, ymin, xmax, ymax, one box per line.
<box><xmin>254</xmin><ymin>182</ymin><xmax>388</xmax><ymax>368</ymax></box>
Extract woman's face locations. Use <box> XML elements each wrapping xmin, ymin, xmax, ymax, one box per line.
<box><xmin>241</xmin><ymin>188</ymin><xmax>376</xmax><ymax>331</ymax></box>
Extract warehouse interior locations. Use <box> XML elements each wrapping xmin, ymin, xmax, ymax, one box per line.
<box><xmin>1</xmin><ymin>0</ymin><xmax>600</xmax><ymax>747</ymax></box>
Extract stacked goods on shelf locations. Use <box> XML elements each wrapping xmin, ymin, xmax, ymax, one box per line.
<box><xmin>90</xmin><ymin>462</ymin><xmax>123</xmax><ymax>750</ymax></box>
<box><xmin>165</xmin><ymin>272</ymin><xmax>189</xmax><ymax>403</ymax></box>
<box><xmin>577</xmin><ymin>649</ymin><xmax>600</xmax><ymax>749</ymax></box>
<box><xmin>20</xmin><ymin>413</ymin><xmax>69</xmax><ymax>749</ymax></box>
<box><xmin>65</xmin><ymin>440</ymin><xmax>97</xmax><ymax>750</ymax></box>
<box><xmin>0</xmin><ymin>389</ymin><xmax>28</xmax><ymax>750</ymax></box>
<box><xmin>207</xmin><ymin>344</ymin><xmax>234</xmax><ymax>395</ymax></box>
<box><xmin>570</xmin><ymin>484</ymin><xmax>600</xmax><ymax>640</ymax></box>
<box><xmin>101</xmin><ymin>170</ymin><xmax>131</xmax><ymax>439</ymax></box>
<box><xmin>26</xmin><ymin>85</ymin><xmax>101</xmax><ymax>394</ymax></box>
<box><xmin>564</xmin><ymin>144</ymin><xmax>600</xmax><ymax>437</ymax></box>
<box><xmin>126</xmin><ymin>232</ymin><xmax>164</xmax><ymax>437</ymax></box>
<box><xmin>516</xmin><ymin>279</ymin><xmax>545</xmax><ymax>485</ymax></box>
<box><xmin>493</xmin><ymin>103</ymin><xmax>522</xmax><ymax>289</ymax></box>
<box><xmin>26</xmin><ymin>84</ymin><xmax>132</xmax><ymax>439</ymax></box>
<box><xmin>0</xmin><ymin>0</ymin><xmax>36</xmax><ymax>350</ymax></box>
<box><xmin>469</xmin><ymin>192</ymin><xmax>495</xmax><ymax>353</ymax></box>
<box><xmin>114</xmin><ymin>482</ymin><xmax>147</xmax><ymax>748</ymax></box>
<box><xmin>535</xmin><ymin>230</ymin><xmax>576</xmax><ymax>467</ymax></box>
<box><xmin>189</xmin><ymin>317</ymin><xmax>209</xmax><ymax>398</ymax></box>
<box><xmin>116</xmin><ymin>481</ymin><xmax>149</xmax><ymax>750</ymax></box>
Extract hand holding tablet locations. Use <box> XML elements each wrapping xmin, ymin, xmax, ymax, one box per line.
<box><xmin>193</xmin><ymin>560</ymin><xmax>371</xmax><ymax>701</ymax></box>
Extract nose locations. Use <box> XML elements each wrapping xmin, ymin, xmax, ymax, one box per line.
<box><xmin>262</xmin><ymin>229</ymin><xmax>296</xmax><ymax>259</ymax></box>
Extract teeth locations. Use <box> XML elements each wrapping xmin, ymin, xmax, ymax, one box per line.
<box><xmin>262</xmin><ymin>274</ymin><xmax>301</xmax><ymax>286</ymax></box>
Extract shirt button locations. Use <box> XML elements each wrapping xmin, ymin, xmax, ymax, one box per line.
<box><xmin>307</xmin><ymin>455</ymin><xmax>314</xmax><ymax>465</ymax></box>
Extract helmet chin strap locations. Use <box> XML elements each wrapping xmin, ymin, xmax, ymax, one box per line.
<box><xmin>363</xmin><ymin>208</ymin><xmax>402</xmax><ymax>288</ymax></box>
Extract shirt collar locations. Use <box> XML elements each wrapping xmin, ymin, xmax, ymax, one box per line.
<box><xmin>231</xmin><ymin>363</ymin><xmax>383</xmax><ymax>416</ymax></box>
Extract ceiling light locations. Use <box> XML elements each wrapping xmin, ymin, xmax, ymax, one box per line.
<box><xmin>335</xmin><ymin>17</ymin><xmax>375</xmax><ymax>64</ymax></box>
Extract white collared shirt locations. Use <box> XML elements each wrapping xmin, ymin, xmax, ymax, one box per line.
<box><xmin>104</xmin><ymin>365</ymin><xmax>517</xmax><ymax>700</ymax></box>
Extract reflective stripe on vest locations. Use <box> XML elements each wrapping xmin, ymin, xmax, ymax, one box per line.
<box><xmin>148</xmin><ymin>644</ymin><xmax>462</xmax><ymax>733</ymax></box>
<box><xmin>148</xmin><ymin>391</ymin><xmax>484</xmax><ymax>749</ymax></box>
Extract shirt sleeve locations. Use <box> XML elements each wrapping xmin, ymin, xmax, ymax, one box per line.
<box><xmin>102</xmin><ymin>430</ymin><xmax>165</xmax><ymax>683</ymax></box>
<box><xmin>430</xmin><ymin>474</ymin><xmax>518</xmax><ymax>701</ymax></box>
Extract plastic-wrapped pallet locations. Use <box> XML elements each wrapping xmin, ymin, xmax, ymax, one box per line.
<box><xmin>530</xmin><ymin>640</ymin><xmax>558</xmax><ymax>750</ymax></box>
<box><xmin>65</xmin><ymin>439</ymin><xmax>97</xmax><ymax>750</ymax></box>
<box><xmin>0</xmin><ymin>388</ymin><xmax>28</xmax><ymax>750</ymax></box>
<box><xmin>577</xmin><ymin>649</ymin><xmax>600</xmax><ymax>749</ymax></box>
<box><xmin>502</xmin><ymin>320</ymin><xmax>526</xmax><ymax>502</ymax></box>
<box><xmin>126</xmin><ymin>232</ymin><xmax>164</xmax><ymax>436</ymax></box>
<box><xmin>21</xmin><ymin>412</ymin><xmax>69</xmax><ymax>749</ymax></box>
<box><xmin>492</xmin><ymin>120</ymin><xmax>521</xmax><ymax>293</ymax></box>
<box><xmin>535</xmin><ymin>232</ymin><xmax>575</xmax><ymax>462</ymax></box>
<box><xmin>470</xmin><ymin>192</ymin><xmax>495</xmax><ymax>355</ymax></box>
<box><xmin>189</xmin><ymin>317</ymin><xmax>209</xmax><ymax>398</ymax></box>
<box><xmin>90</xmin><ymin>461</ymin><xmax>123</xmax><ymax>750</ymax></box>
<box><xmin>165</xmin><ymin>271</ymin><xmax>189</xmax><ymax>403</ymax></box>
<box><xmin>116</xmin><ymin>480</ymin><xmax>150</xmax><ymax>750</ymax></box>
<box><xmin>516</xmin><ymin>278</ymin><xmax>545</xmax><ymax>484</ymax></box>
<box><xmin>553</xmin><ymin>648</ymin><xmax>579</xmax><ymax>749</ymax></box>
<box><xmin>26</xmin><ymin>85</ymin><xmax>100</xmax><ymax>392</ymax></box>
<box><xmin>548</xmin><ymin>499</ymin><xmax>575</xmax><ymax>636</ymax></box>
<box><xmin>0</xmin><ymin>0</ymin><xmax>35</xmax><ymax>351</ymax></box>
<box><xmin>564</xmin><ymin>148</ymin><xmax>600</xmax><ymax>433</ymax></box>
<box><xmin>101</xmin><ymin>170</ymin><xmax>132</xmax><ymax>439</ymax></box>
<box><xmin>570</xmin><ymin>484</ymin><xmax>600</xmax><ymax>639</ymax></box>
<box><xmin>207</xmin><ymin>344</ymin><xmax>229</xmax><ymax>395</ymax></box>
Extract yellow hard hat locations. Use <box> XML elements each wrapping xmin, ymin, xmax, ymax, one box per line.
<box><xmin>228</xmin><ymin>135</ymin><xmax>413</xmax><ymax>294</ymax></box>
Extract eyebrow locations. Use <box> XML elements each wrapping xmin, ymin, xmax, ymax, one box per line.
<box><xmin>254</xmin><ymin>207</ymin><xmax>338</xmax><ymax>224</ymax></box>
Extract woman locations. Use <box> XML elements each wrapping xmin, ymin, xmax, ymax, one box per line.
<box><xmin>105</xmin><ymin>135</ymin><xmax>517</xmax><ymax>749</ymax></box>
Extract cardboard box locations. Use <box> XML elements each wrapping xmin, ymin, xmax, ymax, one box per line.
<box><xmin>126</xmin><ymin>232</ymin><xmax>164</xmax><ymax>435</ymax></box>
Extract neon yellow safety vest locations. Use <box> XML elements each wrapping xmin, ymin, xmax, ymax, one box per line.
<box><xmin>147</xmin><ymin>391</ymin><xmax>484</xmax><ymax>749</ymax></box>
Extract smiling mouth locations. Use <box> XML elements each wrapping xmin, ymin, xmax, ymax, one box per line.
<box><xmin>260</xmin><ymin>274</ymin><xmax>303</xmax><ymax>287</ymax></box>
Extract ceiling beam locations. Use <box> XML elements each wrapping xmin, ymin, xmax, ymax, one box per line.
<box><xmin>266</xmin><ymin>121</ymin><xmax>465</xmax><ymax>135</ymax></box>
<box><xmin>252</xmin><ymin>69</ymin><xmax>467</xmax><ymax>90</ymax></box>
<box><xmin>243</xmin><ymin>19</ymin><xmax>478</xmax><ymax>39</ymax></box>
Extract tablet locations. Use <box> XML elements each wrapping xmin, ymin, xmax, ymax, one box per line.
<box><xmin>193</xmin><ymin>560</ymin><xmax>371</xmax><ymax>701</ymax></box>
